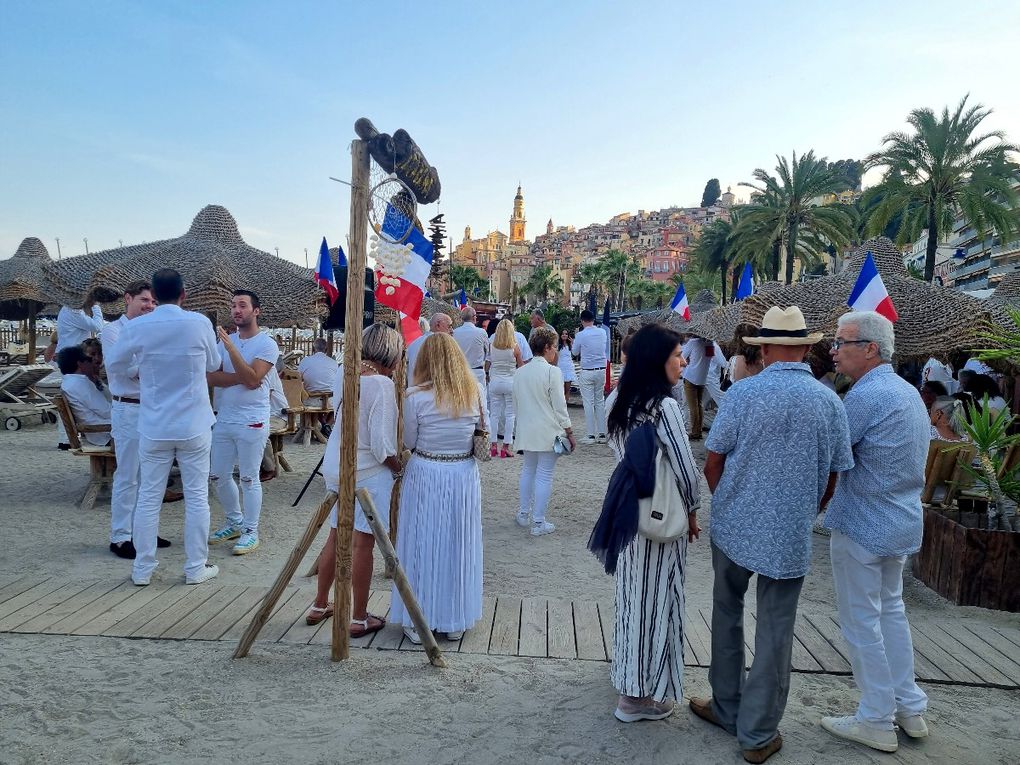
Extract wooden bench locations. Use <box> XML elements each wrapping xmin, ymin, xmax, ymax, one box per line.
<box><xmin>54</xmin><ymin>393</ymin><xmax>116</xmax><ymax>511</ymax></box>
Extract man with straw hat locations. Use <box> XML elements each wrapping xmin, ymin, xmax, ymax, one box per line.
<box><xmin>689</xmin><ymin>306</ymin><xmax>853</xmax><ymax>764</ymax></box>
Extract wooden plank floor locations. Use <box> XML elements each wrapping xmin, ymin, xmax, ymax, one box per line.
<box><xmin>2</xmin><ymin>576</ymin><xmax>1018</xmax><ymax>689</ymax></box>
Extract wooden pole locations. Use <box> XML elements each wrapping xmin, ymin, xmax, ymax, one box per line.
<box><xmin>355</xmin><ymin>487</ymin><xmax>447</xmax><ymax>668</ymax></box>
<box><xmin>27</xmin><ymin>303</ymin><xmax>37</xmax><ymax>363</ymax></box>
<box><xmin>290</xmin><ymin>324</ymin><xmax>298</xmax><ymax>353</ymax></box>
<box><xmin>234</xmin><ymin>491</ymin><xmax>337</xmax><ymax>658</ymax></box>
<box><xmin>332</xmin><ymin>139</ymin><xmax>371</xmax><ymax>661</ymax></box>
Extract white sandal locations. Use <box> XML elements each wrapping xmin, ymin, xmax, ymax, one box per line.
<box><xmin>350</xmin><ymin>613</ymin><xmax>385</xmax><ymax>637</ymax></box>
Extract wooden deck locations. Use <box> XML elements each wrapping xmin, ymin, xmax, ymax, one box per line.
<box><xmin>2</xmin><ymin>575</ymin><xmax>1019</xmax><ymax>688</ymax></box>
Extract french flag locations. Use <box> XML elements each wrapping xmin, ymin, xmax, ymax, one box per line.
<box><xmin>670</xmin><ymin>282</ymin><xmax>691</xmax><ymax>320</ymax></box>
<box><xmin>849</xmin><ymin>252</ymin><xmax>898</xmax><ymax>322</ymax></box>
<box><xmin>458</xmin><ymin>288</ymin><xmax>467</xmax><ymax>309</ymax></box>
<box><xmin>376</xmin><ymin>205</ymin><xmax>433</xmax><ymax>343</ymax></box>
<box><xmin>314</xmin><ymin>237</ymin><xmax>339</xmax><ymax>304</ymax></box>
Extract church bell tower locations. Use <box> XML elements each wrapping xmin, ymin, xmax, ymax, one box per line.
<box><xmin>509</xmin><ymin>184</ymin><xmax>526</xmax><ymax>243</ymax></box>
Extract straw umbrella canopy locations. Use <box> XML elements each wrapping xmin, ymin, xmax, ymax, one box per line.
<box><xmin>986</xmin><ymin>271</ymin><xmax>1020</xmax><ymax>331</ymax></box>
<box><xmin>0</xmin><ymin>237</ymin><xmax>57</xmax><ymax>359</ymax></box>
<box><xmin>615</xmin><ymin>289</ymin><xmax>719</xmax><ymax>336</ymax></box>
<box><xmin>684</xmin><ymin>282</ymin><xmax>786</xmax><ymax>346</ymax></box>
<box><xmin>42</xmin><ymin>205</ymin><xmax>322</xmax><ymax>328</ymax></box>
<box><xmin>741</xmin><ymin>237</ymin><xmax>992</xmax><ymax>361</ymax></box>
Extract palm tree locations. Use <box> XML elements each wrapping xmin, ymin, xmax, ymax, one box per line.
<box><xmin>600</xmin><ymin>249</ymin><xmax>641</xmax><ymax>309</ymax></box>
<box><xmin>692</xmin><ymin>217</ymin><xmax>736</xmax><ymax>303</ymax></box>
<box><xmin>864</xmin><ymin>95</ymin><xmax>1020</xmax><ymax>283</ymax></box>
<box><xmin>578</xmin><ymin>260</ymin><xmax>608</xmax><ymax>307</ymax></box>
<box><xmin>740</xmin><ymin>151</ymin><xmax>857</xmax><ymax>284</ymax></box>
<box><xmin>522</xmin><ymin>264</ymin><xmax>564</xmax><ymax>306</ymax></box>
<box><xmin>448</xmin><ymin>264</ymin><xmax>486</xmax><ymax>298</ymax></box>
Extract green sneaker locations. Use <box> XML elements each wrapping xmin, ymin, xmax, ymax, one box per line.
<box><xmin>232</xmin><ymin>531</ymin><xmax>260</xmax><ymax>555</ymax></box>
<box><xmin>209</xmin><ymin>524</ymin><xmax>241</xmax><ymax>544</ymax></box>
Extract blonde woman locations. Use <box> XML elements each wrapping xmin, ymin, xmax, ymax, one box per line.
<box><xmin>486</xmin><ymin>318</ymin><xmax>524</xmax><ymax>458</ymax></box>
<box><xmin>391</xmin><ymin>333</ymin><xmax>486</xmax><ymax>643</ymax></box>
<box><xmin>307</xmin><ymin>324</ymin><xmax>404</xmax><ymax>636</ymax></box>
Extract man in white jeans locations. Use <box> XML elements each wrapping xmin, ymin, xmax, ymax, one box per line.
<box><xmin>822</xmin><ymin>311</ymin><xmax>930</xmax><ymax>753</ymax></box>
<box><xmin>208</xmin><ymin>290</ymin><xmax>279</xmax><ymax>555</ymax></box>
<box><xmin>106</xmin><ymin>268</ymin><xmax>221</xmax><ymax>586</ymax></box>
<box><xmin>571</xmin><ymin>309</ymin><xmax>608</xmax><ymax>444</ymax></box>
<box><xmin>100</xmin><ymin>280</ymin><xmax>161</xmax><ymax>559</ymax></box>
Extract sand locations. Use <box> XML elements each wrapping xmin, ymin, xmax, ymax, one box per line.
<box><xmin>1</xmin><ymin>408</ymin><xmax>1019</xmax><ymax>764</ymax></box>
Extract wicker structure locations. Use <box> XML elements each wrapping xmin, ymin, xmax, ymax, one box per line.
<box><xmin>42</xmin><ymin>205</ymin><xmax>323</xmax><ymax>328</ymax></box>
<box><xmin>615</xmin><ymin>289</ymin><xmax>719</xmax><ymax>336</ymax></box>
<box><xmin>683</xmin><ymin>281</ymin><xmax>785</xmax><ymax>345</ymax></box>
<box><xmin>986</xmin><ymin>272</ymin><xmax>1020</xmax><ymax>331</ymax></box>
<box><xmin>374</xmin><ymin>297</ymin><xmax>463</xmax><ymax>330</ymax></box>
<box><xmin>0</xmin><ymin>238</ymin><xmax>55</xmax><ymax>320</ymax></box>
<box><xmin>741</xmin><ymin>238</ymin><xmax>992</xmax><ymax>361</ymax></box>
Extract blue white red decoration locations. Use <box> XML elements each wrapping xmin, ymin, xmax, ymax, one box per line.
<box><xmin>371</xmin><ymin>205</ymin><xmax>433</xmax><ymax>343</ymax></box>
<box><xmin>314</xmin><ymin>237</ymin><xmax>339</xmax><ymax>304</ymax></box>
<box><xmin>458</xmin><ymin>288</ymin><xmax>467</xmax><ymax>308</ymax></box>
<box><xmin>848</xmin><ymin>252</ymin><xmax>898</xmax><ymax>322</ymax></box>
<box><xmin>670</xmin><ymin>282</ymin><xmax>691</xmax><ymax>320</ymax></box>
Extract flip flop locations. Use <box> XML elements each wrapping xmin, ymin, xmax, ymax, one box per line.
<box><xmin>350</xmin><ymin>613</ymin><xmax>385</xmax><ymax>637</ymax></box>
<box><xmin>306</xmin><ymin>603</ymin><xmax>334</xmax><ymax>625</ymax></box>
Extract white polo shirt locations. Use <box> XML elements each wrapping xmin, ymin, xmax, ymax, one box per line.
<box><xmin>100</xmin><ymin>315</ymin><xmax>140</xmax><ymax>399</ymax></box>
<box><xmin>216</xmin><ymin>332</ymin><xmax>280</xmax><ymax>425</ymax></box>
<box><xmin>298</xmin><ymin>351</ymin><xmax>338</xmax><ymax>393</ymax></box>
<box><xmin>571</xmin><ymin>325</ymin><xmax>608</xmax><ymax>369</ymax></box>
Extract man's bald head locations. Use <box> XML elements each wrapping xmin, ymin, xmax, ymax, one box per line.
<box><xmin>431</xmin><ymin>313</ymin><xmax>453</xmax><ymax>335</ymax></box>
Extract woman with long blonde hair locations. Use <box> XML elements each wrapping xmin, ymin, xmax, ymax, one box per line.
<box><xmin>393</xmin><ymin>332</ymin><xmax>486</xmax><ymax>644</ymax></box>
<box><xmin>485</xmin><ymin>318</ymin><xmax>523</xmax><ymax>458</ymax></box>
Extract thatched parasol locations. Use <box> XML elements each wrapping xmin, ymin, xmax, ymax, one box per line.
<box><xmin>741</xmin><ymin>237</ymin><xmax>992</xmax><ymax>361</ymax></box>
<box><xmin>42</xmin><ymin>205</ymin><xmax>323</xmax><ymax>328</ymax></box>
<box><xmin>986</xmin><ymin>271</ymin><xmax>1020</xmax><ymax>331</ymax></box>
<box><xmin>0</xmin><ymin>237</ymin><xmax>58</xmax><ymax>359</ymax></box>
<box><xmin>615</xmin><ymin>289</ymin><xmax>719</xmax><ymax>336</ymax></box>
<box><xmin>684</xmin><ymin>281</ymin><xmax>786</xmax><ymax>345</ymax></box>
<box><xmin>374</xmin><ymin>297</ymin><xmax>463</xmax><ymax>330</ymax></box>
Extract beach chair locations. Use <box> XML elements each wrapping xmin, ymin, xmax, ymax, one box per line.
<box><xmin>0</xmin><ymin>364</ymin><xmax>59</xmax><ymax>430</ymax></box>
<box><xmin>53</xmin><ymin>393</ymin><xmax>116</xmax><ymax>511</ymax></box>
<box><xmin>4</xmin><ymin>342</ymin><xmax>30</xmax><ymax>365</ymax></box>
<box><xmin>921</xmin><ymin>439</ymin><xmax>975</xmax><ymax>506</ymax></box>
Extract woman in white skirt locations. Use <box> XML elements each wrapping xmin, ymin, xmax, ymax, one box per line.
<box><xmin>391</xmin><ymin>332</ymin><xmax>486</xmax><ymax>644</ymax></box>
<box><xmin>557</xmin><ymin>329</ymin><xmax>577</xmax><ymax>400</ymax></box>
<box><xmin>486</xmin><ymin>319</ymin><xmax>523</xmax><ymax>458</ymax></box>
<box><xmin>306</xmin><ymin>324</ymin><xmax>404</xmax><ymax>637</ymax></box>
<box><xmin>605</xmin><ymin>323</ymin><xmax>701</xmax><ymax>723</ymax></box>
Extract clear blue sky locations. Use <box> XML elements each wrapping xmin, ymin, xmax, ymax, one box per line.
<box><xmin>2</xmin><ymin>0</ymin><xmax>1018</xmax><ymax>267</ymax></box>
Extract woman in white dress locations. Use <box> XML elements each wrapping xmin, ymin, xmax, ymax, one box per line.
<box><xmin>391</xmin><ymin>333</ymin><xmax>485</xmax><ymax>644</ymax></box>
<box><xmin>557</xmin><ymin>329</ymin><xmax>578</xmax><ymax>400</ymax></box>
<box><xmin>486</xmin><ymin>319</ymin><xmax>523</xmax><ymax>458</ymax></box>
<box><xmin>604</xmin><ymin>323</ymin><xmax>701</xmax><ymax>723</ymax></box>
<box><xmin>306</xmin><ymin>324</ymin><xmax>404</xmax><ymax>637</ymax></box>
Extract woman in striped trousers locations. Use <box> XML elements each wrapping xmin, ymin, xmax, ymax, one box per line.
<box><xmin>605</xmin><ymin>323</ymin><xmax>702</xmax><ymax>722</ymax></box>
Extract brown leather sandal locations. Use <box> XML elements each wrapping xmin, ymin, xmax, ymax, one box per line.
<box><xmin>350</xmin><ymin>613</ymin><xmax>385</xmax><ymax>637</ymax></box>
<box><xmin>306</xmin><ymin>603</ymin><xmax>333</xmax><ymax>625</ymax></box>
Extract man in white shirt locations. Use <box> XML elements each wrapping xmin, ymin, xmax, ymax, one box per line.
<box><xmin>571</xmin><ymin>309</ymin><xmax>608</xmax><ymax>444</ymax></box>
<box><xmin>106</xmin><ymin>268</ymin><xmax>221</xmax><ymax>586</ymax></box>
<box><xmin>58</xmin><ymin>346</ymin><xmax>111</xmax><ymax>446</ymax></box>
<box><xmin>207</xmin><ymin>290</ymin><xmax>280</xmax><ymax>556</ymax></box>
<box><xmin>56</xmin><ymin>290</ymin><xmax>105</xmax><ymax>352</ymax></box>
<box><xmin>512</xmin><ymin>315</ymin><xmax>533</xmax><ymax>362</ymax></box>
<box><xmin>527</xmin><ymin>309</ymin><xmax>556</xmax><ymax>341</ymax></box>
<box><xmin>452</xmin><ymin>306</ymin><xmax>490</xmax><ymax>392</ymax></box>
<box><xmin>406</xmin><ymin>313</ymin><xmax>452</xmax><ymax>386</ymax></box>
<box><xmin>298</xmin><ymin>339</ymin><xmax>338</xmax><ymax>394</ymax></box>
<box><xmin>681</xmin><ymin>337</ymin><xmax>712</xmax><ymax>440</ymax></box>
<box><xmin>101</xmin><ymin>280</ymin><xmax>161</xmax><ymax>559</ymax></box>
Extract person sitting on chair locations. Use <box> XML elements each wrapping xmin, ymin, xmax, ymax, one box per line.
<box><xmin>58</xmin><ymin>346</ymin><xmax>111</xmax><ymax>446</ymax></box>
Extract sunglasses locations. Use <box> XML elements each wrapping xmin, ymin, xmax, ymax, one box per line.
<box><xmin>831</xmin><ymin>339</ymin><xmax>872</xmax><ymax>351</ymax></box>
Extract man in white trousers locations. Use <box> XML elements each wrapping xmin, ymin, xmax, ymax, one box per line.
<box><xmin>452</xmin><ymin>305</ymin><xmax>489</xmax><ymax>392</ymax></box>
<box><xmin>207</xmin><ymin>290</ymin><xmax>279</xmax><ymax>555</ymax></box>
<box><xmin>106</xmin><ymin>268</ymin><xmax>220</xmax><ymax>586</ymax></box>
<box><xmin>571</xmin><ymin>309</ymin><xmax>608</xmax><ymax>444</ymax></box>
<box><xmin>821</xmin><ymin>311</ymin><xmax>930</xmax><ymax>753</ymax></box>
<box><xmin>100</xmin><ymin>280</ymin><xmax>168</xmax><ymax>559</ymax></box>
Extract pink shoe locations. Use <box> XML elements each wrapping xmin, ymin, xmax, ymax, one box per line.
<box><xmin>490</xmin><ymin>445</ymin><xmax>498</xmax><ymax>458</ymax></box>
<box><xmin>500</xmin><ymin>447</ymin><xmax>513</xmax><ymax>458</ymax></box>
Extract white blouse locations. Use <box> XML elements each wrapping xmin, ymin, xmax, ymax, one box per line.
<box><xmin>322</xmin><ymin>371</ymin><xmax>397</xmax><ymax>484</ymax></box>
<box><xmin>404</xmin><ymin>383</ymin><xmax>485</xmax><ymax>455</ymax></box>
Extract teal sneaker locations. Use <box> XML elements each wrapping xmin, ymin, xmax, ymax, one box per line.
<box><xmin>209</xmin><ymin>524</ymin><xmax>241</xmax><ymax>544</ymax></box>
<box><xmin>232</xmin><ymin>531</ymin><xmax>260</xmax><ymax>555</ymax></box>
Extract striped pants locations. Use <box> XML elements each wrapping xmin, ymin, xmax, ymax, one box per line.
<box><xmin>611</xmin><ymin>534</ymin><xmax>687</xmax><ymax>701</ymax></box>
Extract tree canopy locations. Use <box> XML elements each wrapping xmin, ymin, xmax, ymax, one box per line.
<box><xmin>701</xmin><ymin>178</ymin><xmax>722</xmax><ymax>207</ymax></box>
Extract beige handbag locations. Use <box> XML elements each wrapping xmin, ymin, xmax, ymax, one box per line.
<box><xmin>472</xmin><ymin>394</ymin><xmax>491</xmax><ymax>462</ymax></box>
<box><xmin>638</xmin><ymin>422</ymin><xmax>689</xmax><ymax>543</ymax></box>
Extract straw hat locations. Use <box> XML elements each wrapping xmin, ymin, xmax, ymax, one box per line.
<box><xmin>742</xmin><ymin>306</ymin><xmax>823</xmax><ymax>345</ymax></box>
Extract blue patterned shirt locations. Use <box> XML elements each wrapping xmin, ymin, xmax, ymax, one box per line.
<box><xmin>706</xmin><ymin>362</ymin><xmax>854</xmax><ymax>579</ymax></box>
<box><xmin>824</xmin><ymin>364</ymin><xmax>929</xmax><ymax>556</ymax></box>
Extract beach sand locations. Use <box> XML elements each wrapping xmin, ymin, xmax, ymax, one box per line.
<box><xmin>1</xmin><ymin>409</ymin><xmax>1019</xmax><ymax>764</ymax></box>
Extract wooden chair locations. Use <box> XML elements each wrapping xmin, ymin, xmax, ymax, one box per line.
<box><xmin>921</xmin><ymin>439</ymin><xmax>975</xmax><ymax>506</ymax></box>
<box><xmin>54</xmin><ymin>393</ymin><xmax>116</xmax><ymax>511</ymax></box>
<box><xmin>300</xmin><ymin>389</ymin><xmax>332</xmax><ymax>446</ymax></box>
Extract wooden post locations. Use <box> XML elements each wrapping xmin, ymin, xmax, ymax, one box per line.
<box><xmin>332</xmin><ymin>139</ymin><xmax>371</xmax><ymax>661</ymax></box>
<box><xmin>234</xmin><ymin>491</ymin><xmax>337</xmax><ymax>658</ymax></box>
<box><xmin>355</xmin><ymin>487</ymin><xmax>447</xmax><ymax>668</ymax></box>
<box><xmin>27</xmin><ymin>303</ymin><xmax>37</xmax><ymax>363</ymax></box>
<box><xmin>385</xmin><ymin>354</ymin><xmax>407</xmax><ymax>579</ymax></box>
<box><xmin>290</xmin><ymin>324</ymin><xmax>298</xmax><ymax>353</ymax></box>
<box><xmin>327</xmin><ymin>330</ymin><xmax>335</xmax><ymax>357</ymax></box>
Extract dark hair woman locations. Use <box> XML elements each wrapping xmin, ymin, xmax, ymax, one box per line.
<box><xmin>602</xmin><ymin>323</ymin><xmax>702</xmax><ymax>724</ymax></box>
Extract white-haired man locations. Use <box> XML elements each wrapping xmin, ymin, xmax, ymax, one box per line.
<box><xmin>407</xmin><ymin>312</ymin><xmax>452</xmax><ymax>386</ymax></box>
<box><xmin>298</xmin><ymin>338</ymin><xmax>338</xmax><ymax>395</ymax></box>
<box><xmin>821</xmin><ymin>311</ymin><xmax>929</xmax><ymax>753</ymax></box>
<box><xmin>452</xmin><ymin>306</ymin><xmax>489</xmax><ymax>391</ymax></box>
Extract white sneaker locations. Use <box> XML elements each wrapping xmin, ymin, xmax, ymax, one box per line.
<box><xmin>185</xmin><ymin>564</ymin><xmax>220</xmax><ymax>585</ymax></box>
<box><xmin>446</xmin><ymin>630</ymin><xmax>464</xmax><ymax>641</ymax></box>
<box><xmin>516</xmin><ymin>512</ymin><xmax>531</xmax><ymax>528</ymax></box>
<box><xmin>596</xmin><ymin>434</ymin><xmax>608</xmax><ymax>444</ymax></box>
<box><xmin>132</xmin><ymin>574</ymin><xmax>151</xmax><ymax>587</ymax></box>
<box><xmin>580</xmin><ymin>435</ymin><xmax>597</xmax><ymax>445</ymax></box>
<box><xmin>821</xmin><ymin>715</ymin><xmax>898</xmax><ymax>752</ymax></box>
<box><xmin>232</xmin><ymin>531</ymin><xmax>260</xmax><ymax>555</ymax></box>
<box><xmin>895</xmin><ymin>713</ymin><xmax>928</xmax><ymax>738</ymax></box>
<box><xmin>531</xmin><ymin>520</ymin><xmax>556</xmax><ymax>537</ymax></box>
<box><xmin>403</xmin><ymin>626</ymin><xmax>422</xmax><ymax>645</ymax></box>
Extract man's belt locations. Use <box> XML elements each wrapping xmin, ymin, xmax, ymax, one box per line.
<box><xmin>582</xmin><ymin>366</ymin><xmax>606</xmax><ymax>371</ymax></box>
<box><xmin>112</xmin><ymin>395</ymin><xmax>140</xmax><ymax>404</ymax></box>
<box><xmin>471</xmin><ymin>366</ymin><xmax>484</xmax><ymax>370</ymax></box>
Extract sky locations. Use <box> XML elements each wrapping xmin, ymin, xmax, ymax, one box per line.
<box><xmin>2</xmin><ymin>0</ymin><xmax>1019</xmax><ymax>268</ymax></box>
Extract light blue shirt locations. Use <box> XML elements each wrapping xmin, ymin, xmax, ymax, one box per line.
<box><xmin>706</xmin><ymin>362</ymin><xmax>854</xmax><ymax>579</ymax></box>
<box><xmin>824</xmin><ymin>364</ymin><xmax>930</xmax><ymax>556</ymax></box>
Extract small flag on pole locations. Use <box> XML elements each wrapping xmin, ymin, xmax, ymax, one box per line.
<box><xmin>602</xmin><ymin>298</ymin><xmax>613</xmax><ymax>395</ymax></box>
<box><xmin>336</xmin><ymin>241</ymin><xmax>348</xmax><ymax>268</ymax></box>
<box><xmin>458</xmin><ymin>288</ymin><xmax>467</xmax><ymax>308</ymax></box>
<box><xmin>848</xmin><ymin>252</ymin><xmax>898</xmax><ymax>322</ymax></box>
<box><xmin>670</xmin><ymin>282</ymin><xmax>690</xmax><ymax>320</ymax></box>
<box><xmin>314</xmin><ymin>237</ymin><xmax>339</xmax><ymax>304</ymax></box>
<box><xmin>735</xmin><ymin>263</ymin><xmax>754</xmax><ymax>300</ymax></box>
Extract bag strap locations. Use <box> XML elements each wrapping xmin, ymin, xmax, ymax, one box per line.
<box><xmin>477</xmin><ymin>393</ymin><xmax>488</xmax><ymax>431</ymax></box>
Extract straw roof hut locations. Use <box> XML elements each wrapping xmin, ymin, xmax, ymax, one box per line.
<box><xmin>0</xmin><ymin>238</ymin><xmax>55</xmax><ymax>320</ymax></box>
<box><xmin>682</xmin><ymin>282</ymin><xmax>785</xmax><ymax>345</ymax></box>
<box><xmin>986</xmin><ymin>271</ymin><xmax>1020</xmax><ymax>331</ymax></box>
<box><xmin>615</xmin><ymin>289</ymin><xmax>719</xmax><ymax>336</ymax></box>
<box><xmin>42</xmin><ymin>205</ymin><xmax>323</xmax><ymax>328</ymax></box>
<box><xmin>374</xmin><ymin>297</ymin><xmax>463</xmax><ymax>330</ymax></box>
<box><xmin>741</xmin><ymin>237</ymin><xmax>992</xmax><ymax>361</ymax></box>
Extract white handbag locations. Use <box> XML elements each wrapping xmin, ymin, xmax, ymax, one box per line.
<box><xmin>637</xmin><ymin>436</ymin><xmax>689</xmax><ymax>543</ymax></box>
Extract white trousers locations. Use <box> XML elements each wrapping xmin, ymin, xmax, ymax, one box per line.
<box><xmin>110</xmin><ymin>401</ymin><xmax>141</xmax><ymax>543</ymax></box>
<box><xmin>133</xmin><ymin>431</ymin><xmax>212</xmax><ymax>580</ymax></box>
<box><xmin>704</xmin><ymin>366</ymin><xmax>726</xmax><ymax>406</ymax></box>
<box><xmin>488</xmin><ymin>375</ymin><xmax>515</xmax><ymax>445</ymax></box>
<box><xmin>578</xmin><ymin>367</ymin><xmax>607</xmax><ymax>437</ymax></box>
<box><xmin>519</xmin><ymin>450</ymin><xmax>559</xmax><ymax>522</ymax></box>
<box><xmin>470</xmin><ymin>368</ymin><xmax>487</xmax><ymax>397</ymax></box>
<box><xmin>830</xmin><ymin>530</ymin><xmax>928</xmax><ymax>727</ymax></box>
<box><xmin>210</xmin><ymin>420</ymin><xmax>269</xmax><ymax>533</ymax></box>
